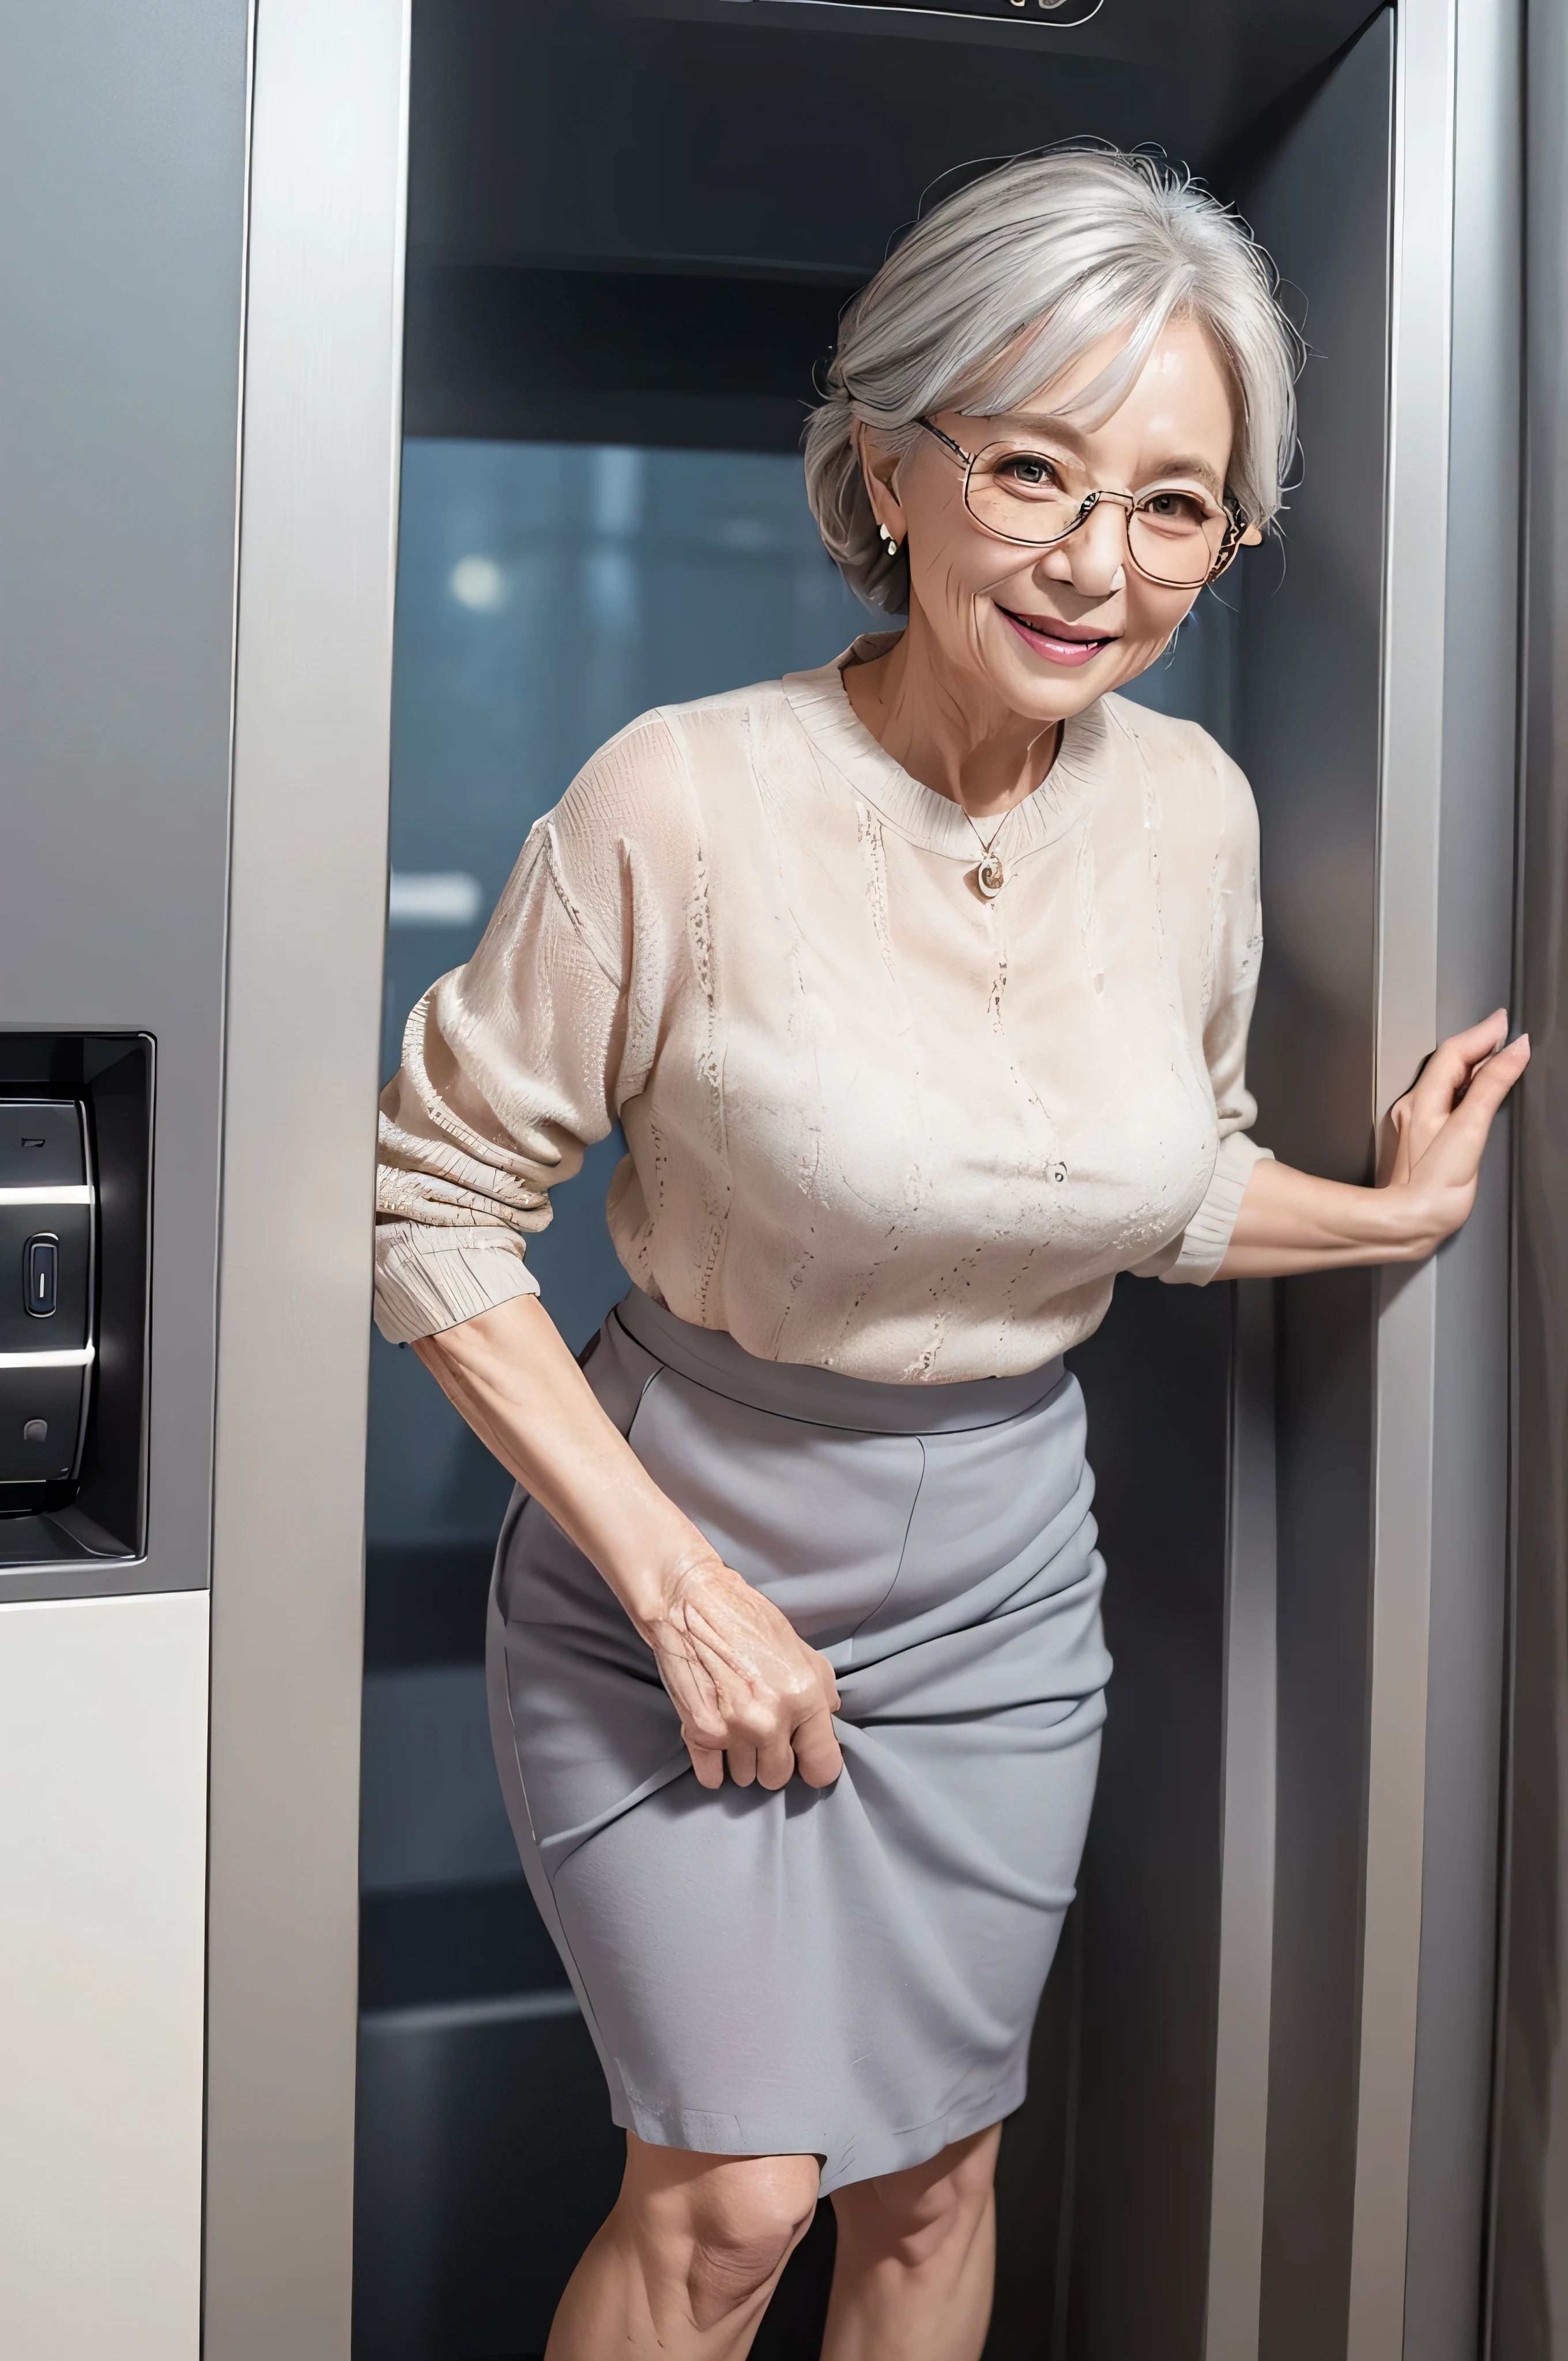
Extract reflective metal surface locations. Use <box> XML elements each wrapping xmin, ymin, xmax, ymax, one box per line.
<box><xmin>0</xmin><ymin>0</ymin><xmax>248</xmax><ymax>1602</ymax></box>
<box><xmin>1407</xmin><ymin>0</ymin><xmax>1521</xmax><ymax>2350</ymax></box>
<box><xmin>203</xmin><ymin>3</ymin><xmax>410</xmax><ymax>2354</ymax></box>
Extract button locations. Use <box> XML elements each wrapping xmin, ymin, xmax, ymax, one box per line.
<box><xmin>25</xmin><ymin>1237</ymin><xmax>58</xmax><ymax>1318</ymax></box>
<box><xmin>0</xmin><ymin>1100</ymin><xmax>85</xmax><ymax>1188</ymax></box>
<box><xmin>0</xmin><ymin>1364</ymin><xmax>84</xmax><ymax>1484</ymax></box>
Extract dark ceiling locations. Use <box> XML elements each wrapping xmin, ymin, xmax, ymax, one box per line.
<box><xmin>404</xmin><ymin>0</ymin><xmax>1384</xmax><ymax>445</ymax></box>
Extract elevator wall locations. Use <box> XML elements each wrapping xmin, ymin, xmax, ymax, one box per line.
<box><xmin>0</xmin><ymin>0</ymin><xmax>248</xmax><ymax>1605</ymax></box>
<box><xmin>0</xmin><ymin>3</ymin><xmax>250</xmax><ymax>2351</ymax></box>
<box><xmin>1493</xmin><ymin>0</ymin><xmax>1568</xmax><ymax>2349</ymax></box>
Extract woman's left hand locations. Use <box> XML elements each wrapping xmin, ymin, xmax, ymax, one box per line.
<box><xmin>1217</xmin><ymin>1008</ymin><xmax>1530</xmax><ymax>1280</ymax></box>
<box><xmin>1383</xmin><ymin>1010</ymin><xmax>1531</xmax><ymax>1246</ymax></box>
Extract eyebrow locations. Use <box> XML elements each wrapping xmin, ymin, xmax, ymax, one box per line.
<box><xmin>975</xmin><ymin>413</ymin><xmax>1226</xmax><ymax>501</ymax></box>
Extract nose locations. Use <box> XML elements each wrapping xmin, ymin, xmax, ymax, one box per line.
<box><xmin>1042</xmin><ymin>497</ymin><xmax>1129</xmax><ymax>599</ymax></box>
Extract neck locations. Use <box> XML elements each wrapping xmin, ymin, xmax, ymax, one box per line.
<box><xmin>843</xmin><ymin>600</ymin><xmax>1064</xmax><ymax>821</ymax></box>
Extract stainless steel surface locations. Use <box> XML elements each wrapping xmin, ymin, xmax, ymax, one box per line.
<box><xmin>0</xmin><ymin>0</ymin><xmax>250</xmax><ymax>1600</ymax></box>
<box><xmin>1488</xmin><ymin>0</ymin><xmax>1568</xmax><ymax>2347</ymax></box>
<box><xmin>1348</xmin><ymin>0</ymin><xmax>1458</xmax><ymax>2345</ymax></box>
<box><xmin>202</xmin><ymin>2</ymin><xmax>409</xmax><ymax>2352</ymax></box>
<box><xmin>1404</xmin><ymin>0</ymin><xmax>1522</xmax><ymax>2350</ymax></box>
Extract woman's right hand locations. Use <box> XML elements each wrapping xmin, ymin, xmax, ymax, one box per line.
<box><xmin>415</xmin><ymin>1294</ymin><xmax>843</xmax><ymax>1792</ymax></box>
<box><xmin>638</xmin><ymin>1551</ymin><xmax>845</xmax><ymax>1793</ymax></box>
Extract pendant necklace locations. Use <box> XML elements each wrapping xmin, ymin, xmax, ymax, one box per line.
<box><xmin>963</xmin><ymin>804</ymin><xmax>1014</xmax><ymax>902</ymax></box>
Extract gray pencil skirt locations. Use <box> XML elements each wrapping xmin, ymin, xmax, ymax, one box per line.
<box><xmin>485</xmin><ymin>1288</ymin><xmax>1111</xmax><ymax>2195</ymax></box>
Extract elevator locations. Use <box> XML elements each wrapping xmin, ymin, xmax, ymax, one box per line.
<box><xmin>0</xmin><ymin>4</ymin><xmax>1553</xmax><ymax>2359</ymax></box>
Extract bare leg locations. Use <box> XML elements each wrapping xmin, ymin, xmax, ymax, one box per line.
<box><xmin>821</xmin><ymin>2124</ymin><xmax>1002</xmax><ymax>2361</ymax></box>
<box><xmin>544</xmin><ymin>2130</ymin><xmax>820</xmax><ymax>2361</ymax></box>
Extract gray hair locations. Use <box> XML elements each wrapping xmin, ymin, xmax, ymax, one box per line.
<box><xmin>804</xmin><ymin>148</ymin><xmax>1301</xmax><ymax>615</ymax></box>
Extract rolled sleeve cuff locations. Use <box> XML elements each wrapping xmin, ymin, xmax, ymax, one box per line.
<box><xmin>1162</xmin><ymin>1132</ymin><xmax>1273</xmax><ymax>1285</ymax></box>
<box><xmin>372</xmin><ymin>1222</ymin><xmax>541</xmax><ymax>1345</ymax></box>
<box><xmin>1130</xmin><ymin>1133</ymin><xmax>1274</xmax><ymax>1288</ymax></box>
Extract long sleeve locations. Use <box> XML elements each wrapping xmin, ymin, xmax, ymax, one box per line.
<box><xmin>1133</xmin><ymin>740</ymin><xmax>1272</xmax><ymax>1287</ymax></box>
<box><xmin>372</xmin><ymin>714</ymin><xmax>682</xmax><ymax>1345</ymax></box>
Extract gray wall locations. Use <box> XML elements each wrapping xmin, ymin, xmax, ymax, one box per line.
<box><xmin>0</xmin><ymin>0</ymin><xmax>251</xmax><ymax>1602</ymax></box>
<box><xmin>1491</xmin><ymin>0</ymin><xmax>1568</xmax><ymax>2349</ymax></box>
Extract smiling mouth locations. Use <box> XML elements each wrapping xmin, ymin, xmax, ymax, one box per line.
<box><xmin>997</xmin><ymin>607</ymin><xmax>1118</xmax><ymax>666</ymax></box>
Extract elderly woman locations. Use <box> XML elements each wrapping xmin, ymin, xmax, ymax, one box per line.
<box><xmin>374</xmin><ymin>150</ymin><xmax>1526</xmax><ymax>2361</ymax></box>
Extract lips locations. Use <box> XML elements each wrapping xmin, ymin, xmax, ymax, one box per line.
<box><xmin>998</xmin><ymin>606</ymin><xmax>1117</xmax><ymax>667</ymax></box>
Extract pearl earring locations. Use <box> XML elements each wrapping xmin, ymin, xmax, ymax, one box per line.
<box><xmin>879</xmin><ymin>523</ymin><xmax>901</xmax><ymax>556</ymax></box>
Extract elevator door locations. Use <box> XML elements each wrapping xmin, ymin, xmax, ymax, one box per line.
<box><xmin>352</xmin><ymin>6</ymin><xmax>1398</xmax><ymax>2357</ymax></box>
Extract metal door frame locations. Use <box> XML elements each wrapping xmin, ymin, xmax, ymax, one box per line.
<box><xmin>1353</xmin><ymin>2</ymin><xmax>1521</xmax><ymax>2355</ymax></box>
<box><xmin>203</xmin><ymin>3</ymin><xmax>410</xmax><ymax>2351</ymax></box>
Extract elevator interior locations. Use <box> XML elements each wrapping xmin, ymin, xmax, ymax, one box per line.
<box><xmin>347</xmin><ymin>6</ymin><xmax>1494</xmax><ymax>2359</ymax></box>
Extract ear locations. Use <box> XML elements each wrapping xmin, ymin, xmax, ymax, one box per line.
<box><xmin>1239</xmin><ymin>522</ymin><xmax>1265</xmax><ymax>547</ymax></box>
<box><xmin>855</xmin><ymin>421</ymin><xmax>907</xmax><ymax>545</ymax></box>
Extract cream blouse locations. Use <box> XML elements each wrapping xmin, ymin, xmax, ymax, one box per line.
<box><xmin>374</xmin><ymin>634</ymin><xmax>1271</xmax><ymax>1385</ymax></box>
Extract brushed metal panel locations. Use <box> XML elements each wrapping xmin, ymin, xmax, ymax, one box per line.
<box><xmin>1404</xmin><ymin>0</ymin><xmax>1521</xmax><ymax>2349</ymax></box>
<box><xmin>203</xmin><ymin>3</ymin><xmax>410</xmax><ymax>2352</ymax></box>
<box><xmin>0</xmin><ymin>0</ymin><xmax>249</xmax><ymax>1600</ymax></box>
<box><xmin>1348</xmin><ymin>0</ymin><xmax>1468</xmax><ymax>2346</ymax></box>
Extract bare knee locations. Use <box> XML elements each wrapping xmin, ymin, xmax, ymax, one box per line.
<box><xmin>623</xmin><ymin>2141</ymin><xmax>820</xmax><ymax>2333</ymax></box>
<box><xmin>833</xmin><ymin>2125</ymin><xmax>1000</xmax><ymax>2272</ymax></box>
<box><xmin>685</xmin><ymin>2153</ymin><xmax>819</xmax><ymax>2327</ymax></box>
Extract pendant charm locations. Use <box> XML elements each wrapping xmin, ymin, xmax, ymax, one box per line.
<box><xmin>975</xmin><ymin>853</ymin><xmax>1005</xmax><ymax>900</ymax></box>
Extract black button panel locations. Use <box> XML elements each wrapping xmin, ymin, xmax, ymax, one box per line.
<box><xmin>0</xmin><ymin>1096</ymin><xmax>93</xmax><ymax>1494</ymax></box>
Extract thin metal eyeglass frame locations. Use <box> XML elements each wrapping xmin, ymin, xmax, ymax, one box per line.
<box><xmin>916</xmin><ymin>416</ymin><xmax>1247</xmax><ymax>589</ymax></box>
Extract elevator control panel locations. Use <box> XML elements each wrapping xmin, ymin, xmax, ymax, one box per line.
<box><xmin>0</xmin><ymin>1099</ymin><xmax>95</xmax><ymax>1491</ymax></box>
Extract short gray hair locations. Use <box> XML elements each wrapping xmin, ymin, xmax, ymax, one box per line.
<box><xmin>804</xmin><ymin>148</ymin><xmax>1301</xmax><ymax>615</ymax></box>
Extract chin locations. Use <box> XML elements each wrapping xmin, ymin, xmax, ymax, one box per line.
<box><xmin>987</xmin><ymin>648</ymin><xmax>1113</xmax><ymax>721</ymax></box>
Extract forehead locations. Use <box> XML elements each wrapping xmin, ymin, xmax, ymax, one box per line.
<box><xmin>1029</xmin><ymin>312</ymin><xmax>1234</xmax><ymax>414</ymax></box>
<box><xmin>963</xmin><ymin>320</ymin><xmax>1237</xmax><ymax>478</ymax></box>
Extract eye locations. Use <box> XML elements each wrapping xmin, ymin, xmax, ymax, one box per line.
<box><xmin>994</xmin><ymin>450</ymin><xmax>1062</xmax><ymax>493</ymax></box>
<box><xmin>1138</xmin><ymin>488</ymin><xmax>1212</xmax><ymax>530</ymax></box>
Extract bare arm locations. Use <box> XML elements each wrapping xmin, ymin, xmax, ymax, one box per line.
<box><xmin>413</xmin><ymin>1297</ymin><xmax>843</xmax><ymax>1793</ymax></box>
<box><xmin>1217</xmin><ymin>1010</ymin><xmax>1529</xmax><ymax>1280</ymax></box>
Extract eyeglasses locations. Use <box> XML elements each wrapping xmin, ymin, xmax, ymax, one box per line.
<box><xmin>918</xmin><ymin>417</ymin><xmax>1249</xmax><ymax>590</ymax></box>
